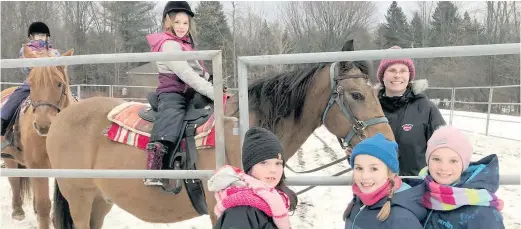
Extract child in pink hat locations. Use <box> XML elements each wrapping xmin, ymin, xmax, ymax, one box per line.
<box><xmin>420</xmin><ymin>126</ymin><xmax>504</xmax><ymax>229</ymax></box>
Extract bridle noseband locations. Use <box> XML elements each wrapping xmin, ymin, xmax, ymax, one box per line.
<box><xmin>321</xmin><ymin>62</ymin><xmax>389</xmax><ymax>149</ymax></box>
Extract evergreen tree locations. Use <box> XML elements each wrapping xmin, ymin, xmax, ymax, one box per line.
<box><xmin>103</xmin><ymin>1</ymin><xmax>157</xmax><ymax>53</ymax></box>
<box><xmin>381</xmin><ymin>1</ymin><xmax>411</xmax><ymax>48</ymax></box>
<box><xmin>430</xmin><ymin>1</ymin><xmax>461</xmax><ymax>46</ymax></box>
<box><xmin>195</xmin><ymin>1</ymin><xmax>233</xmax><ymax>81</ymax></box>
<box><xmin>410</xmin><ymin>12</ymin><xmax>424</xmax><ymax>48</ymax></box>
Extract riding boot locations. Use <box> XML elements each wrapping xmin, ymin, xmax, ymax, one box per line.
<box><xmin>144</xmin><ymin>141</ymin><xmax>168</xmax><ymax>186</ymax></box>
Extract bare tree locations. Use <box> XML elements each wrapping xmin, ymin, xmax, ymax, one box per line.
<box><xmin>280</xmin><ymin>1</ymin><xmax>377</xmax><ymax>53</ymax></box>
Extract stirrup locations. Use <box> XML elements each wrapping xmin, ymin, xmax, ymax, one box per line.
<box><xmin>160</xmin><ymin>160</ymin><xmax>183</xmax><ymax>194</ymax></box>
<box><xmin>143</xmin><ymin>178</ymin><xmax>163</xmax><ymax>186</ymax></box>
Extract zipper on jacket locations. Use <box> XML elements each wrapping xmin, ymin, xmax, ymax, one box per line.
<box><xmin>351</xmin><ymin>205</ymin><xmax>366</xmax><ymax>229</ymax></box>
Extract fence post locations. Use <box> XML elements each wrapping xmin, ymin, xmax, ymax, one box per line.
<box><xmin>237</xmin><ymin>59</ymin><xmax>249</xmax><ymax>151</ymax></box>
<box><xmin>77</xmin><ymin>85</ymin><xmax>81</xmax><ymax>99</ymax></box>
<box><xmin>212</xmin><ymin>52</ymin><xmax>226</xmax><ymax>169</ymax></box>
<box><xmin>485</xmin><ymin>87</ymin><xmax>494</xmax><ymax>136</ymax></box>
<box><xmin>450</xmin><ymin>88</ymin><xmax>455</xmax><ymax>125</ymax></box>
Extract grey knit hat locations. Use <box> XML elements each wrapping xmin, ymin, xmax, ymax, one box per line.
<box><xmin>242</xmin><ymin>127</ymin><xmax>284</xmax><ymax>173</ymax></box>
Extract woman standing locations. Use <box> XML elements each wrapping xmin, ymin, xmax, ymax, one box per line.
<box><xmin>376</xmin><ymin>46</ymin><xmax>446</xmax><ymax>176</ymax></box>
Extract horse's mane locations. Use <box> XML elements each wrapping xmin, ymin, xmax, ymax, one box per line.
<box><xmin>236</xmin><ymin>60</ymin><xmax>370</xmax><ymax>131</ymax></box>
<box><xmin>242</xmin><ymin>63</ymin><xmax>328</xmax><ymax>130</ymax></box>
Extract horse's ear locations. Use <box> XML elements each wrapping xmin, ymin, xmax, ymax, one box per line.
<box><xmin>22</xmin><ymin>45</ymin><xmax>38</xmax><ymax>59</ymax></box>
<box><xmin>57</xmin><ymin>49</ymin><xmax>73</xmax><ymax>74</ymax></box>
<box><xmin>342</xmin><ymin>39</ymin><xmax>354</xmax><ymax>52</ymax></box>
<box><xmin>339</xmin><ymin>40</ymin><xmax>355</xmax><ymax>70</ymax></box>
<box><xmin>62</xmin><ymin>49</ymin><xmax>74</xmax><ymax>57</ymax></box>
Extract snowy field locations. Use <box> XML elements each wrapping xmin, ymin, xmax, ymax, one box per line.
<box><xmin>1</xmin><ymin>111</ymin><xmax>520</xmax><ymax>229</ymax></box>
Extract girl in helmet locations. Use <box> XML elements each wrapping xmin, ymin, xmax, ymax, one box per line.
<box><xmin>143</xmin><ymin>1</ymin><xmax>214</xmax><ymax>186</ymax></box>
<box><xmin>1</xmin><ymin>21</ymin><xmax>61</xmax><ymax>136</ymax></box>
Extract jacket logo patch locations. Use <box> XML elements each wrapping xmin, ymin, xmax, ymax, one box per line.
<box><xmin>402</xmin><ymin>124</ymin><xmax>413</xmax><ymax>131</ymax></box>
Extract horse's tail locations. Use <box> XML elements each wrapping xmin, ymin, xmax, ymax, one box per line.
<box><xmin>53</xmin><ymin>180</ymin><xmax>74</xmax><ymax>229</ymax></box>
<box><xmin>18</xmin><ymin>164</ymin><xmax>32</xmax><ymax>204</ymax></box>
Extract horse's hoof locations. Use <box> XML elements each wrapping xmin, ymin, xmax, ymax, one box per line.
<box><xmin>12</xmin><ymin>210</ymin><xmax>25</xmax><ymax>221</ymax></box>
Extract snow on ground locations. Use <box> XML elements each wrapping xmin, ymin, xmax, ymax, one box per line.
<box><xmin>439</xmin><ymin>109</ymin><xmax>521</xmax><ymax>140</ymax></box>
<box><xmin>1</xmin><ymin>121</ymin><xmax>520</xmax><ymax>228</ymax></box>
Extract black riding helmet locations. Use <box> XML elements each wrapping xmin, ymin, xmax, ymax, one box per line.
<box><xmin>28</xmin><ymin>22</ymin><xmax>50</xmax><ymax>38</ymax></box>
<box><xmin>162</xmin><ymin>1</ymin><xmax>195</xmax><ymax>21</ymax></box>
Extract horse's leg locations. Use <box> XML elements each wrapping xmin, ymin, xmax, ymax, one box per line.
<box><xmin>4</xmin><ymin>158</ymin><xmax>25</xmax><ymax>220</ymax></box>
<box><xmin>57</xmin><ymin>179</ymin><xmax>97</xmax><ymax>229</ymax></box>
<box><xmin>30</xmin><ymin>176</ymin><xmax>51</xmax><ymax>229</ymax></box>
<box><xmin>89</xmin><ymin>194</ymin><xmax>113</xmax><ymax>229</ymax></box>
<box><xmin>27</xmin><ymin>149</ymin><xmax>52</xmax><ymax>229</ymax></box>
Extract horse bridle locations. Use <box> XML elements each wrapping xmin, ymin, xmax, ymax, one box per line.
<box><xmin>321</xmin><ymin>62</ymin><xmax>389</xmax><ymax>149</ymax></box>
<box><xmin>31</xmin><ymin>84</ymin><xmax>67</xmax><ymax>113</ymax></box>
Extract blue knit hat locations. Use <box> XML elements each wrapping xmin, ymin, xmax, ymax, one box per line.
<box><xmin>350</xmin><ymin>133</ymin><xmax>399</xmax><ymax>173</ymax></box>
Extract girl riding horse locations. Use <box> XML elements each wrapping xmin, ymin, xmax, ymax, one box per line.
<box><xmin>1</xmin><ymin>21</ymin><xmax>61</xmax><ymax>136</ymax></box>
<box><xmin>143</xmin><ymin>1</ymin><xmax>215</xmax><ymax>186</ymax></box>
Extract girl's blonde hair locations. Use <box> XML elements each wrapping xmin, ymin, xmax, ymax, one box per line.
<box><xmin>343</xmin><ymin>171</ymin><xmax>397</xmax><ymax>222</ymax></box>
<box><xmin>163</xmin><ymin>11</ymin><xmax>196</xmax><ymax>38</ymax></box>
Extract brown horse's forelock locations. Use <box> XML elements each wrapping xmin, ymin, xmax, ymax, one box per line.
<box><xmin>233</xmin><ymin>60</ymin><xmax>370</xmax><ymax>131</ymax></box>
<box><xmin>28</xmin><ymin>65</ymin><xmax>67</xmax><ymax>85</ymax></box>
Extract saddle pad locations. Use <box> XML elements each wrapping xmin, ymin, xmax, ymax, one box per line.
<box><xmin>106</xmin><ymin>95</ymin><xmax>228</xmax><ymax>150</ymax></box>
<box><xmin>107</xmin><ymin>102</ymin><xmax>153</xmax><ymax>137</ymax></box>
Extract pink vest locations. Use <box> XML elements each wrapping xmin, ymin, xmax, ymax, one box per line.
<box><xmin>146</xmin><ymin>32</ymin><xmax>206</xmax><ymax>95</ymax></box>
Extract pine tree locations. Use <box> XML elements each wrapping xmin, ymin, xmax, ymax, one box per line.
<box><xmin>381</xmin><ymin>1</ymin><xmax>411</xmax><ymax>48</ymax></box>
<box><xmin>430</xmin><ymin>1</ymin><xmax>461</xmax><ymax>46</ymax></box>
<box><xmin>195</xmin><ymin>1</ymin><xmax>233</xmax><ymax>81</ymax></box>
<box><xmin>410</xmin><ymin>12</ymin><xmax>423</xmax><ymax>48</ymax></box>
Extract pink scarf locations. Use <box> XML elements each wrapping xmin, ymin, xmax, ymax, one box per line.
<box><xmin>352</xmin><ymin>176</ymin><xmax>403</xmax><ymax>206</ymax></box>
<box><xmin>208</xmin><ymin>165</ymin><xmax>292</xmax><ymax>229</ymax></box>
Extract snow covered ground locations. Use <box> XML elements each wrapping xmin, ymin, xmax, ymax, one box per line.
<box><xmin>1</xmin><ymin>113</ymin><xmax>520</xmax><ymax>229</ymax></box>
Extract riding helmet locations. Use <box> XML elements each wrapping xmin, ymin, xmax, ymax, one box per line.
<box><xmin>28</xmin><ymin>21</ymin><xmax>51</xmax><ymax>38</ymax></box>
<box><xmin>162</xmin><ymin>1</ymin><xmax>195</xmax><ymax>20</ymax></box>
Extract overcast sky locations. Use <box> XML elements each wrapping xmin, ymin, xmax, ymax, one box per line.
<box><xmin>155</xmin><ymin>1</ymin><xmax>488</xmax><ymax>26</ymax></box>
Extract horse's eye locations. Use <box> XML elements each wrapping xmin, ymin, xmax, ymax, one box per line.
<box><xmin>57</xmin><ymin>82</ymin><xmax>62</xmax><ymax>88</ymax></box>
<box><xmin>351</xmin><ymin>92</ymin><xmax>365</xmax><ymax>101</ymax></box>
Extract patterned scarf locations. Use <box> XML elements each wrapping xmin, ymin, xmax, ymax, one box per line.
<box><xmin>352</xmin><ymin>175</ymin><xmax>403</xmax><ymax>206</ymax></box>
<box><xmin>208</xmin><ymin>165</ymin><xmax>292</xmax><ymax>229</ymax></box>
<box><xmin>419</xmin><ymin>168</ymin><xmax>504</xmax><ymax>211</ymax></box>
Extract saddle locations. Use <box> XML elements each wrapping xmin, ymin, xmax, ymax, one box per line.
<box><xmin>138</xmin><ymin>91</ymin><xmax>213</xmax><ymax>216</ymax></box>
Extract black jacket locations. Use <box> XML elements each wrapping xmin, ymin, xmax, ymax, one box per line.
<box><xmin>214</xmin><ymin>206</ymin><xmax>278</xmax><ymax>229</ymax></box>
<box><xmin>378</xmin><ymin>80</ymin><xmax>446</xmax><ymax>176</ymax></box>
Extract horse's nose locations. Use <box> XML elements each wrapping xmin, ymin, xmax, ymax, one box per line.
<box><xmin>32</xmin><ymin>122</ymin><xmax>50</xmax><ymax>136</ymax></box>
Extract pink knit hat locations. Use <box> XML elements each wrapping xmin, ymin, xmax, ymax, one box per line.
<box><xmin>376</xmin><ymin>46</ymin><xmax>416</xmax><ymax>84</ymax></box>
<box><xmin>426</xmin><ymin>126</ymin><xmax>473</xmax><ymax>172</ymax></box>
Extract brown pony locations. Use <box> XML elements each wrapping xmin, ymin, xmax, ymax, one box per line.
<box><xmin>46</xmin><ymin>40</ymin><xmax>394</xmax><ymax>229</ymax></box>
<box><xmin>0</xmin><ymin>45</ymin><xmax>75</xmax><ymax>229</ymax></box>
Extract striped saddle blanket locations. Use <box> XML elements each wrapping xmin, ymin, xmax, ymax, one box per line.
<box><xmin>105</xmin><ymin>97</ymin><xmax>227</xmax><ymax>151</ymax></box>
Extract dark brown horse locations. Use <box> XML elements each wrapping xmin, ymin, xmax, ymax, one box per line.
<box><xmin>46</xmin><ymin>40</ymin><xmax>394</xmax><ymax>229</ymax></box>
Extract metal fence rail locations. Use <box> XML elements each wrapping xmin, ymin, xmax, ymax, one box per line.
<box><xmin>2</xmin><ymin>168</ymin><xmax>519</xmax><ymax>185</ymax></box>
